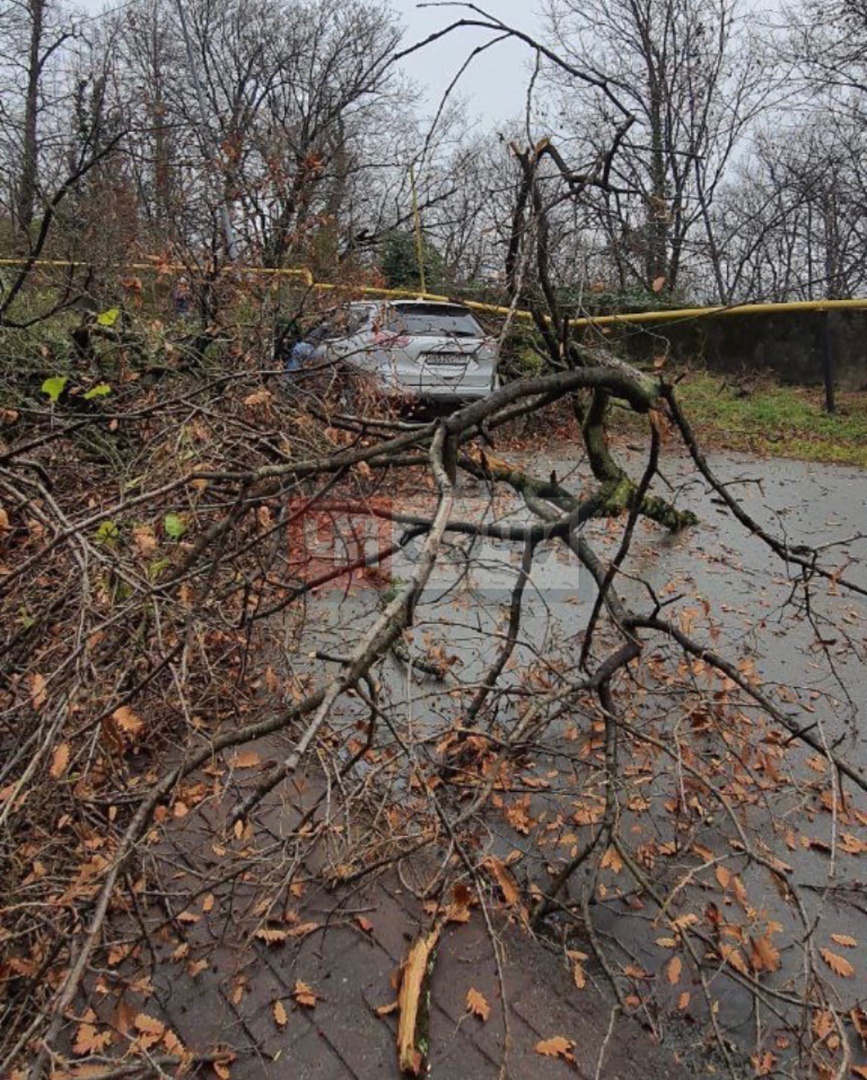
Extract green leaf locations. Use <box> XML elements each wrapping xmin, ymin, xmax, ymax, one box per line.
<box><xmin>148</xmin><ymin>557</ymin><xmax>170</xmax><ymax>581</ymax></box>
<box><xmin>95</xmin><ymin>520</ymin><xmax>119</xmax><ymax>545</ymax></box>
<box><xmin>96</xmin><ymin>307</ymin><xmax>121</xmax><ymax>327</ymax></box>
<box><xmin>164</xmin><ymin>513</ymin><xmax>185</xmax><ymax>540</ymax></box>
<box><xmin>41</xmin><ymin>376</ymin><xmax>68</xmax><ymax>403</ymax></box>
<box><xmin>83</xmin><ymin>382</ymin><xmax>112</xmax><ymax>400</ymax></box>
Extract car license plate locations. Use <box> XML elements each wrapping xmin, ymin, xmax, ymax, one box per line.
<box><xmin>424</xmin><ymin>353</ymin><xmax>467</xmax><ymax>366</ymax></box>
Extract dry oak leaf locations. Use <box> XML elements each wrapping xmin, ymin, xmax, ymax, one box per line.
<box><xmin>623</xmin><ymin>963</ymin><xmax>649</xmax><ymax>979</ymax></box>
<box><xmin>466</xmin><ymin>987</ymin><xmax>490</xmax><ymax>1022</ymax></box>
<box><xmin>229</xmin><ymin>750</ymin><xmax>261</xmax><ymax>769</ymax></box>
<box><xmin>254</xmin><ymin>927</ymin><xmax>290</xmax><ymax>945</ymax></box>
<box><xmin>730</xmin><ymin>875</ymin><xmax>748</xmax><ymax>907</ymax></box>
<box><xmin>211</xmin><ymin>1051</ymin><xmax>237</xmax><ymax>1074</ymax></box>
<box><xmin>535</xmin><ymin>1036</ymin><xmax>575</xmax><ymax>1062</ymax></box>
<box><xmin>273</xmin><ymin>1000</ymin><xmax>288</xmax><ymax>1028</ymax></box>
<box><xmin>504</xmin><ymin>796</ymin><xmax>532</xmax><ymax>835</ymax></box>
<box><xmin>670</xmin><ymin>913</ymin><xmax>700</xmax><ymax>931</ymax></box>
<box><xmin>719</xmin><ymin>943</ymin><xmax>749</xmax><ymax>975</ymax></box>
<box><xmin>851</xmin><ymin>1067</ymin><xmax>867</xmax><ymax>1079</ymax></box>
<box><xmin>50</xmin><ymin>742</ymin><xmax>70</xmax><ymax>780</ymax></box>
<box><xmin>286</xmin><ymin>921</ymin><xmax>320</xmax><ymax>939</ymax></box>
<box><xmin>30</xmin><ymin>672</ymin><xmax>47</xmax><ymax>711</ymax></box>
<box><xmin>293</xmin><ymin>980</ymin><xmax>318</xmax><ymax>1008</ymax></box>
<box><xmin>831</xmin><ymin>934</ymin><xmax>858</xmax><ymax>948</ymax></box>
<box><xmin>163</xmin><ymin>1028</ymin><xmax>188</xmax><ymax>1060</ymax></box>
<box><xmin>73</xmin><ymin>1013</ymin><xmax>113</xmax><ymax>1056</ymax></box>
<box><xmin>839</xmin><ymin>833</ymin><xmax>867</xmax><ymax>855</ymax></box>
<box><xmin>749</xmin><ymin>934</ymin><xmax>781</xmax><ymax>973</ymax></box>
<box><xmin>483</xmin><ymin>856</ymin><xmax>520</xmax><ymax>906</ymax></box>
<box><xmin>821</xmin><ymin>949</ymin><xmax>855</xmax><ymax>978</ymax></box>
<box><xmin>134</xmin><ymin>1013</ymin><xmax>165</xmax><ymax>1035</ymax></box>
<box><xmin>133</xmin><ymin>1011</ymin><xmax>165</xmax><ymax>1049</ymax></box>
<box><xmin>111</xmin><ymin>705</ymin><xmax>144</xmax><ymax>739</ymax></box>
<box><xmin>813</xmin><ymin>1010</ymin><xmax>835</xmax><ymax>1041</ymax></box>
<box><xmin>244</xmin><ymin>389</ymin><xmax>273</xmax><ymax>407</ymax></box>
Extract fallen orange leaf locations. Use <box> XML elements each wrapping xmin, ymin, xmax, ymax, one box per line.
<box><xmin>750</xmin><ymin>934</ymin><xmax>781</xmax><ymax>973</ymax></box>
<box><xmin>466</xmin><ymin>987</ymin><xmax>490</xmax><ymax>1022</ymax></box>
<box><xmin>229</xmin><ymin>750</ymin><xmax>261</xmax><ymax>768</ymax></box>
<box><xmin>254</xmin><ymin>927</ymin><xmax>289</xmax><ymax>944</ymax></box>
<box><xmin>30</xmin><ymin>672</ymin><xmax>47</xmax><ymax>711</ymax></box>
<box><xmin>830</xmin><ymin>934</ymin><xmax>858</xmax><ymax>948</ymax></box>
<box><xmin>293</xmin><ymin>980</ymin><xmax>318</xmax><ymax>1008</ymax></box>
<box><xmin>535</xmin><ymin>1035</ymin><xmax>575</xmax><ymax>1061</ymax></box>
<box><xmin>50</xmin><ymin>742</ymin><xmax>70</xmax><ymax>780</ymax></box>
<box><xmin>111</xmin><ymin>705</ymin><xmax>144</xmax><ymax>738</ymax></box>
<box><xmin>483</xmin><ymin>856</ymin><xmax>521</xmax><ymax>906</ymax></box>
<box><xmin>821</xmin><ymin>949</ymin><xmax>855</xmax><ymax>978</ymax></box>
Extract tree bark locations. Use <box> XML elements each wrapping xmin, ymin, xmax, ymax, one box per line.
<box><xmin>17</xmin><ymin>0</ymin><xmax>45</xmax><ymax>245</ymax></box>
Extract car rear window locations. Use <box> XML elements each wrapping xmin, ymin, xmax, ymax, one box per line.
<box><xmin>307</xmin><ymin>308</ymin><xmax>370</xmax><ymax>341</ymax></box>
<box><xmin>389</xmin><ymin>304</ymin><xmax>483</xmax><ymax>337</ymax></box>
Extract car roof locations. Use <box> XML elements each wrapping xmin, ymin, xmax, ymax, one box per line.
<box><xmin>390</xmin><ymin>300</ymin><xmax>470</xmax><ymax>311</ymax></box>
<box><xmin>346</xmin><ymin>299</ymin><xmax>471</xmax><ymax>311</ymax></box>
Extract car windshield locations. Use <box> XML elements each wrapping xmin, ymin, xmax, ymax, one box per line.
<box><xmin>389</xmin><ymin>304</ymin><xmax>483</xmax><ymax>338</ymax></box>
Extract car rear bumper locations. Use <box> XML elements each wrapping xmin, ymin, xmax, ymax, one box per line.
<box><xmin>373</xmin><ymin>371</ymin><xmax>496</xmax><ymax>402</ymax></box>
<box><xmin>414</xmin><ymin>383</ymin><xmax>493</xmax><ymax>401</ymax></box>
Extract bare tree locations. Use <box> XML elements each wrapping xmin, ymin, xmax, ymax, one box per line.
<box><xmin>789</xmin><ymin>0</ymin><xmax>867</xmax><ymax>118</ymax></box>
<box><xmin>710</xmin><ymin>114</ymin><xmax>867</xmax><ymax>302</ymax></box>
<box><xmin>543</xmin><ymin>0</ymin><xmax>778</xmax><ymax>300</ymax></box>
<box><xmin>0</xmin><ymin>0</ymin><xmax>75</xmax><ymax>245</ymax></box>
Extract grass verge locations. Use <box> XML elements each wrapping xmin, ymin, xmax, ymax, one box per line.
<box><xmin>664</xmin><ymin>371</ymin><xmax>867</xmax><ymax>467</ymax></box>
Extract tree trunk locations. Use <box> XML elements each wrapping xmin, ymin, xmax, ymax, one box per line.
<box><xmin>17</xmin><ymin>0</ymin><xmax>45</xmax><ymax>246</ymax></box>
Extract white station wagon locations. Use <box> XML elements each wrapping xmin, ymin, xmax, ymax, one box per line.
<box><xmin>289</xmin><ymin>300</ymin><xmax>499</xmax><ymax>404</ymax></box>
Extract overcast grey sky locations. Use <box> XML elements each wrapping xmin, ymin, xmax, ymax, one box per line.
<box><xmin>73</xmin><ymin>0</ymin><xmax>546</xmax><ymax>123</ymax></box>
<box><xmin>389</xmin><ymin>1</ymin><xmax>545</xmax><ymax>124</ymax></box>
